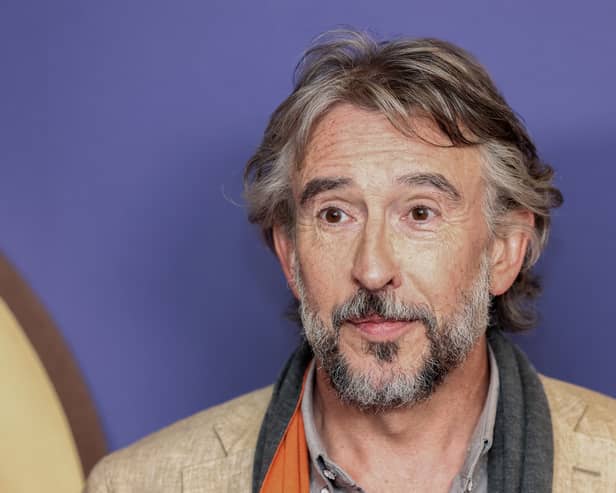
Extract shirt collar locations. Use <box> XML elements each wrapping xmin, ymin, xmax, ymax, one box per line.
<box><xmin>456</xmin><ymin>342</ymin><xmax>500</xmax><ymax>489</ymax></box>
<box><xmin>301</xmin><ymin>358</ymin><xmax>359</xmax><ymax>489</ymax></box>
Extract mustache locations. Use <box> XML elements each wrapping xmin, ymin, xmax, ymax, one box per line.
<box><xmin>331</xmin><ymin>289</ymin><xmax>437</xmax><ymax>332</ymax></box>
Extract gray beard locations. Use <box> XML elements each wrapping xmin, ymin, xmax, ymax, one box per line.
<box><xmin>293</xmin><ymin>255</ymin><xmax>491</xmax><ymax>412</ymax></box>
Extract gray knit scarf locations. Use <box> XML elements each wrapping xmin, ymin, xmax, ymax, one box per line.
<box><xmin>253</xmin><ymin>329</ymin><xmax>553</xmax><ymax>492</ymax></box>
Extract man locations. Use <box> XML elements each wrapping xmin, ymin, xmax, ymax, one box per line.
<box><xmin>85</xmin><ymin>31</ymin><xmax>616</xmax><ymax>492</ymax></box>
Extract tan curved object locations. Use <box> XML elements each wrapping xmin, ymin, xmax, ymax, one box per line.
<box><xmin>0</xmin><ymin>298</ymin><xmax>83</xmax><ymax>493</ymax></box>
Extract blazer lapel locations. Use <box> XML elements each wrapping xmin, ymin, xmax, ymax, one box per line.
<box><xmin>547</xmin><ymin>379</ymin><xmax>616</xmax><ymax>490</ymax></box>
<box><xmin>181</xmin><ymin>402</ymin><xmax>262</xmax><ymax>493</ymax></box>
<box><xmin>181</xmin><ymin>448</ymin><xmax>254</xmax><ymax>493</ymax></box>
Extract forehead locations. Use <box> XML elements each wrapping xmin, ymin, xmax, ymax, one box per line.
<box><xmin>297</xmin><ymin>104</ymin><xmax>484</xmax><ymax>194</ymax></box>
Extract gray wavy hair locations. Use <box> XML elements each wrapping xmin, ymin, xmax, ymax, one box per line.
<box><xmin>244</xmin><ymin>30</ymin><xmax>563</xmax><ymax>332</ymax></box>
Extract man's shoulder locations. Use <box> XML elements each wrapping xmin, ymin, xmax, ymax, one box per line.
<box><xmin>540</xmin><ymin>375</ymin><xmax>616</xmax><ymax>490</ymax></box>
<box><xmin>85</xmin><ymin>385</ymin><xmax>274</xmax><ymax>492</ymax></box>
<box><xmin>113</xmin><ymin>384</ymin><xmax>275</xmax><ymax>459</ymax></box>
<box><xmin>540</xmin><ymin>374</ymin><xmax>616</xmax><ymax>440</ymax></box>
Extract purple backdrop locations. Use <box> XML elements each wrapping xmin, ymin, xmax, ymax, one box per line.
<box><xmin>1</xmin><ymin>0</ymin><xmax>614</xmax><ymax>451</ymax></box>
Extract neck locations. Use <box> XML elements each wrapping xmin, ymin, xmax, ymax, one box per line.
<box><xmin>312</xmin><ymin>335</ymin><xmax>490</xmax><ymax>490</ymax></box>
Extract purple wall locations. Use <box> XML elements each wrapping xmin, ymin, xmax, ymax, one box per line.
<box><xmin>1</xmin><ymin>0</ymin><xmax>614</xmax><ymax>451</ymax></box>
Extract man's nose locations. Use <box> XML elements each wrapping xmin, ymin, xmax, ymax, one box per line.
<box><xmin>351</xmin><ymin>219</ymin><xmax>401</xmax><ymax>291</ymax></box>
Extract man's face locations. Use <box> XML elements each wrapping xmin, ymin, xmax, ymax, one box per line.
<box><xmin>277</xmin><ymin>104</ymin><xmax>496</xmax><ymax>410</ymax></box>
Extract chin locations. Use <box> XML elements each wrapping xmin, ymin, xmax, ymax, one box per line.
<box><xmin>322</xmin><ymin>337</ymin><xmax>442</xmax><ymax>411</ymax></box>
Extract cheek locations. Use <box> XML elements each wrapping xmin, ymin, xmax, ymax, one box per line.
<box><xmin>393</xmin><ymin>235</ymin><xmax>479</xmax><ymax>312</ymax></box>
<box><xmin>296</xmin><ymin>234</ymin><xmax>354</xmax><ymax>306</ymax></box>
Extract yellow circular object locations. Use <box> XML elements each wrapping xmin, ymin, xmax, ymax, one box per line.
<box><xmin>0</xmin><ymin>299</ymin><xmax>84</xmax><ymax>493</ymax></box>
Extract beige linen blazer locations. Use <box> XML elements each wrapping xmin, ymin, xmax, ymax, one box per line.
<box><xmin>84</xmin><ymin>376</ymin><xmax>616</xmax><ymax>493</ymax></box>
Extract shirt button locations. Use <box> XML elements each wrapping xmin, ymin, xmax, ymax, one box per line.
<box><xmin>323</xmin><ymin>469</ymin><xmax>336</xmax><ymax>480</ymax></box>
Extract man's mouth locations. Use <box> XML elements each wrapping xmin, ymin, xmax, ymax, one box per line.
<box><xmin>347</xmin><ymin>315</ymin><xmax>414</xmax><ymax>340</ymax></box>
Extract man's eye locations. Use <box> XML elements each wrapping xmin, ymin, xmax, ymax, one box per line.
<box><xmin>319</xmin><ymin>207</ymin><xmax>348</xmax><ymax>224</ymax></box>
<box><xmin>409</xmin><ymin>206</ymin><xmax>434</xmax><ymax>221</ymax></box>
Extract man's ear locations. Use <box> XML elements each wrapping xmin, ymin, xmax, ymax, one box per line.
<box><xmin>272</xmin><ymin>224</ymin><xmax>299</xmax><ymax>299</ymax></box>
<box><xmin>489</xmin><ymin>210</ymin><xmax>535</xmax><ymax>296</ymax></box>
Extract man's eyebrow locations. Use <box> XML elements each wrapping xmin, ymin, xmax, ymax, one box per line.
<box><xmin>396</xmin><ymin>172</ymin><xmax>462</xmax><ymax>202</ymax></box>
<box><xmin>299</xmin><ymin>177</ymin><xmax>352</xmax><ymax>206</ymax></box>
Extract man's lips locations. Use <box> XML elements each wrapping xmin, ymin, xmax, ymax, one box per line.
<box><xmin>347</xmin><ymin>315</ymin><xmax>415</xmax><ymax>340</ymax></box>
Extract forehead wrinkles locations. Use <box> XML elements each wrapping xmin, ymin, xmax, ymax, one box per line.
<box><xmin>301</xmin><ymin>105</ymin><xmax>468</xmax><ymax>172</ymax></box>
<box><xmin>303</xmin><ymin>108</ymin><xmax>410</xmax><ymax>167</ymax></box>
<box><xmin>295</xmin><ymin>105</ymin><xmax>485</xmax><ymax>204</ymax></box>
